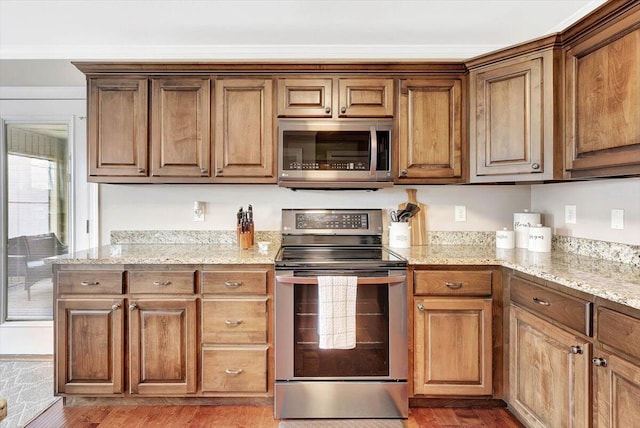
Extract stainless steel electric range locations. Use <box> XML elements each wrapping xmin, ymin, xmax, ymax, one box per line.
<box><xmin>274</xmin><ymin>209</ymin><xmax>408</xmax><ymax>419</ymax></box>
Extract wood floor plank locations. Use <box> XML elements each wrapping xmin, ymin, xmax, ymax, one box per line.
<box><xmin>27</xmin><ymin>403</ymin><xmax>524</xmax><ymax>427</ymax></box>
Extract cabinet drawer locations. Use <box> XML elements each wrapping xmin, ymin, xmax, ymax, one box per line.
<box><xmin>201</xmin><ymin>270</ymin><xmax>267</xmax><ymax>295</ymax></box>
<box><xmin>202</xmin><ymin>346</ymin><xmax>268</xmax><ymax>393</ymax></box>
<box><xmin>414</xmin><ymin>270</ymin><xmax>492</xmax><ymax>296</ymax></box>
<box><xmin>510</xmin><ymin>276</ymin><xmax>592</xmax><ymax>336</ymax></box>
<box><xmin>202</xmin><ymin>298</ymin><xmax>268</xmax><ymax>343</ymax></box>
<box><xmin>57</xmin><ymin>270</ymin><xmax>124</xmax><ymax>294</ymax></box>
<box><xmin>129</xmin><ymin>271</ymin><xmax>195</xmax><ymax>294</ymax></box>
<box><xmin>597</xmin><ymin>307</ymin><xmax>640</xmax><ymax>361</ymax></box>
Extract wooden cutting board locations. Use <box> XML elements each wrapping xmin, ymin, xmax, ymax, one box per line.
<box><xmin>397</xmin><ymin>188</ymin><xmax>427</xmax><ymax>246</ymax></box>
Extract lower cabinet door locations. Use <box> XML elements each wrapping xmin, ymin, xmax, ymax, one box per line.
<box><xmin>202</xmin><ymin>346</ymin><xmax>268</xmax><ymax>393</ymax></box>
<box><xmin>56</xmin><ymin>299</ymin><xmax>124</xmax><ymax>394</ymax></box>
<box><xmin>593</xmin><ymin>349</ymin><xmax>640</xmax><ymax>428</ymax></box>
<box><xmin>510</xmin><ymin>305</ymin><xmax>590</xmax><ymax>428</ymax></box>
<box><xmin>414</xmin><ymin>297</ymin><xmax>492</xmax><ymax>395</ymax></box>
<box><xmin>129</xmin><ymin>298</ymin><xmax>197</xmax><ymax>394</ymax></box>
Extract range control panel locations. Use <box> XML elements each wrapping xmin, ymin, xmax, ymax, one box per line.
<box><xmin>295</xmin><ymin>213</ymin><xmax>368</xmax><ymax>230</ymax></box>
<box><xmin>281</xmin><ymin>209</ymin><xmax>383</xmax><ymax>235</ymax></box>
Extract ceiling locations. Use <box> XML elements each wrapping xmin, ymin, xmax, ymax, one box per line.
<box><xmin>0</xmin><ymin>0</ymin><xmax>608</xmax><ymax>60</ymax></box>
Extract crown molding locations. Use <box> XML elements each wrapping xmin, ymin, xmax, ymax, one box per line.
<box><xmin>0</xmin><ymin>44</ymin><xmax>505</xmax><ymax>61</ymax></box>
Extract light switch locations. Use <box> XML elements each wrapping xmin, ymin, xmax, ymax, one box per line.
<box><xmin>455</xmin><ymin>205</ymin><xmax>466</xmax><ymax>222</ymax></box>
<box><xmin>611</xmin><ymin>209</ymin><xmax>624</xmax><ymax>230</ymax></box>
<box><xmin>565</xmin><ymin>205</ymin><xmax>576</xmax><ymax>224</ymax></box>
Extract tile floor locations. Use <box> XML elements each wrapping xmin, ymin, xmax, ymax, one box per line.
<box><xmin>0</xmin><ymin>360</ymin><xmax>57</xmax><ymax>427</ymax></box>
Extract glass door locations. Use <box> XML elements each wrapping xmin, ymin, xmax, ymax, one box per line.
<box><xmin>4</xmin><ymin>123</ymin><xmax>70</xmax><ymax>320</ymax></box>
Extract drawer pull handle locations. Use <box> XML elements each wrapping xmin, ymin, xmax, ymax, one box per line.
<box><xmin>417</xmin><ymin>303</ymin><xmax>425</xmax><ymax>311</ymax></box>
<box><xmin>445</xmin><ymin>282</ymin><xmax>463</xmax><ymax>289</ymax></box>
<box><xmin>224</xmin><ymin>281</ymin><xmax>242</xmax><ymax>288</ymax></box>
<box><xmin>129</xmin><ymin>303</ymin><xmax>138</xmax><ymax>311</ymax></box>
<box><xmin>225</xmin><ymin>319</ymin><xmax>243</xmax><ymax>327</ymax></box>
<box><xmin>533</xmin><ymin>297</ymin><xmax>550</xmax><ymax>306</ymax></box>
<box><xmin>80</xmin><ymin>281</ymin><xmax>99</xmax><ymax>286</ymax></box>
<box><xmin>592</xmin><ymin>357</ymin><xmax>607</xmax><ymax>367</ymax></box>
<box><xmin>225</xmin><ymin>368</ymin><xmax>243</xmax><ymax>375</ymax></box>
<box><xmin>569</xmin><ymin>346</ymin><xmax>583</xmax><ymax>355</ymax></box>
<box><xmin>111</xmin><ymin>303</ymin><xmax>121</xmax><ymax>311</ymax></box>
<box><xmin>153</xmin><ymin>281</ymin><xmax>171</xmax><ymax>287</ymax></box>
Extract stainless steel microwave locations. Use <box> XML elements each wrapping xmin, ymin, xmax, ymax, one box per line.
<box><xmin>277</xmin><ymin>119</ymin><xmax>393</xmax><ymax>189</ymax></box>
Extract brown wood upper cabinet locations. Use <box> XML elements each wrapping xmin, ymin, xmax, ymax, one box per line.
<box><xmin>564</xmin><ymin>6</ymin><xmax>640</xmax><ymax>178</ymax></box>
<box><xmin>397</xmin><ymin>78</ymin><xmax>464</xmax><ymax>183</ymax></box>
<box><xmin>88</xmin><ymin>78</ymin><xmax>148</xmax><ymax>177</ymax></box>
<box><xmin>276</xmin><ymin>77</ymin><xmax>393</xmax><ymax>118</ymax></box>
<box><xmin>214</xmin><ymin>79</ymin><xmax>275</xmax><ymax>180</ymax></box>
<box><xmin>150</xmin><ymin>77</ymin><xmax>211</xmax><ymax>177</ymax></box>
<box><xmin>468</xmin><ymin>46</ymin><xmax>562</xmax><ymax>182</ymax></box>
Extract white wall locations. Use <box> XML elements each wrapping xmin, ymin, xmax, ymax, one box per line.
<box><xmin>531</xmin><ymin>177</ymin><xmax>640</xmax><ymax>245</ymax></box>
<box><xmin>100</xmin><ymin>184</ymin><xmax>531</xmax><ymax>245</ymax></box>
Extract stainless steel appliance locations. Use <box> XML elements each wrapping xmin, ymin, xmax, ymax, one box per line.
<box><xmin>274</xmin><ymin>209</ymin><xmax>408</xmax><ymax>419</ymax></box>
<box><xmin>277</xmin><ymin>120</ymin><xmax>393</xmax><ymax>189</ymax></box>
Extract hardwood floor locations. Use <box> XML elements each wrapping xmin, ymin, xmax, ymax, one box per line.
<box><xmin>27</xmin><ymin>401</ymin><xmax>524</xmax><ymax>427</ymax></box>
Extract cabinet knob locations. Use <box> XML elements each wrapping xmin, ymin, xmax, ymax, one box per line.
<box><xmin>138</xmin><ymin>168</ymin><xmax>145</xmax><ymax>174</ymax></box>
<box><xmin>225</xmin><ymin>368</ymin><xmax>243</xmax><ymax>375</ymax></box>
<box><xmin>111</xmin><ymin>303</ymin><xmax>121</xmax><ymax>311</ymax></box>
<box><xmin>569</xmin><ymin>345</ymin><xmax>583</xmax><ymax>355</ymax></box>
<box><xmin>225</xmin><ymin>319</ymin><xmax>243</xmax><ymax>327</ymax></box>
<box><xmin>417</xmin><ymin>303</ymin><xmax>425</xmax><ymax>311</ymax></box>
<box><xmin>200</xmin><ymin>168</ymin><xmax>208</xmax><ymax>175</ymax></box>
<box><xmin>532</xmin><ymin>163</ymin><xmax>540</xmax><ymax>170</ymax></box>
<box><xmin>152</xmin><ymin>280</ymin><xmax>171</xmax><ymax>287</ymax></box>
<box><xmin>400</xmin><ymin>169</ymin><xmax>408</xmax><ymax>177</ymax></box>
<box><xmin>216</xmin><ymin>168</ymin><xmax>223</xmax><ymax>174</ymax></box>
<box><xmin>325</xmin><ymin>106</ymin><xmax>331</xmax><ymax>114</ymax></box>
<box><xmin>592</xmin><ymin>357</ymin><xmax>607</xmax><ymax>367</ymax></box>
<box><xmin>129</xmin><ymin>303</ymin><xmax>138</xmax><ymax>311</ymax></box>
<box><xmin>445</xmin><ymin>282</ymin><xmax>463</xmax><ymax>289</ymax></box>
<box><xmin>340</xmin><ymin>107</ymin><xmax>347</xmax><ymax>114</ymax></box>
<box><xmin>80</xmin><ymin>281</ymin><xmax>99</xmax><ymax>287</ymax></box>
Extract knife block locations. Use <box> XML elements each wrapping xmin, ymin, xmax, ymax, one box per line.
<box><xmin>237</xmin><ymin>226</ymin><xmax>253</xmax><ymax>249</ymax></box>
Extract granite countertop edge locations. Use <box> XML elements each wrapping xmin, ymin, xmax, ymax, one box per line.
<box><xmin>49</xmin><ymin>243</ymin><xmax>640</xmax><ymax>312</ymax></box>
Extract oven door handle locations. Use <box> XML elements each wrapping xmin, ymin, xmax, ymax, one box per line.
<box><xmin>276</xmin><ymin>275</ymin><xmax>406</xmax><ymax>285</ymax></box>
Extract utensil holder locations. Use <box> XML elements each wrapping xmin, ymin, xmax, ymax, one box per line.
<box><xmin>389</xmin><ymin>222</ymin><xmax>410</xmax><ymax>248</ymax></box>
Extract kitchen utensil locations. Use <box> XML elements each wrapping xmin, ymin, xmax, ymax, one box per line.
<box><xmin>398</xmin><ymin>188</ymin><xmax>426</xmax><ymax>245</ymax></box>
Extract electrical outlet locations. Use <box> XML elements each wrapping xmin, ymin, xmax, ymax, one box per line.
<box><xmin>565</xmin><ymin>205</ymin><xmax>577</xmax><ymax>224</ymax></box>
<box><xmin>611</xmin><ymin>209</ymin><xmax>624</xmax><ymax>230</ymax></box>
<box><xmin>455</xmin><ymin>205</ymin><xmax>466</xmax><ymax>222</ymax></box>
<box><xmin>194</xmin><ymin>201</ymin><xmax>205</xmax><ymax>222</ymax></box>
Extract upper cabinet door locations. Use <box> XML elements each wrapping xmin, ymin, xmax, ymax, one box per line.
<box><xmin>472</xmin><ymin>57</ymin><xmax>544</xmax><ymax>178</ymax></box>
<box><xmin>214</xmin><ymin>79</ymin><xmax>275</xmax><ymax>180</ymax></box>
<box><xmin>337</xmin><ymin>78</ymin><xmax>394</xmax><ymax>117</ymax></box>
<box><xmin>277</xmin><ymin>78</ymin><xmax>333</xmax><ymax>117</ymax></box>
<box><xmin>150</xmin><ymin>78</ymin><xmax>211</xmax><ymax>177</ymax></box>
<box><xmin>88</xmin><ymin>78</ymin><xmax>148</xmax><ymax>177</ymax></box>
<box><xmin>397</xmin><ymin>79</ymin><xmax>464</xmax><ymax>182</ymax></box>
<box><xmin>565</xmin><ymin>13</ymin><xmax>640</xmax><ymax>178</ymax></box>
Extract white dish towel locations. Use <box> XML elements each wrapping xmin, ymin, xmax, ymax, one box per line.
<box><xmin>317</xmin><ymin>276</ymin><xmax>358</xmax><ymax>350</ymax></box>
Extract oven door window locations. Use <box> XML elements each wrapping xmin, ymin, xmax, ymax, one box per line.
<box><xmin>294</xmin><ymin>282</ymin><xmax>389</xmax><ymax>377</ymax></box>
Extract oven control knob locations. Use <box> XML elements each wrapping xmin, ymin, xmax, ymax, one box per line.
<box><xmin>417</xmin><ymin>303</ymin><xmax>425</xmax><ymax>311</ymax></box>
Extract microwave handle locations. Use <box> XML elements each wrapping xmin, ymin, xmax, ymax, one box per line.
<box><xmin>370</xmin><ymin>126</ymin><xmax>377</xmax><ymax>177</ymax></box>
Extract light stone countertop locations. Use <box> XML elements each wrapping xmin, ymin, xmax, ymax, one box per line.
<box><xmin>50</xmin><ymin>242</ymin><xmax>640</xmax><ymax>311</ymax></box>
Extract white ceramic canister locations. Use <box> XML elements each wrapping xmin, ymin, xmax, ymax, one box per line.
<box><xmin>528</xmin><ymin>224</ymin><xmax>552</xmax><ymax>252</ymax></box>
<box><xmin>389</xmin><ymin>222</ymin><xmax>411</xmax><ymax>248</ymax></box>
<box><xmin>513</xmin><ymin>210</ymin><xmax>541</xmax><ymax>249</ymax></box>
<box><xmin>496</xmin><ymin>228</ymin><xmax>515</xmax><ymax>249</ymax></box>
